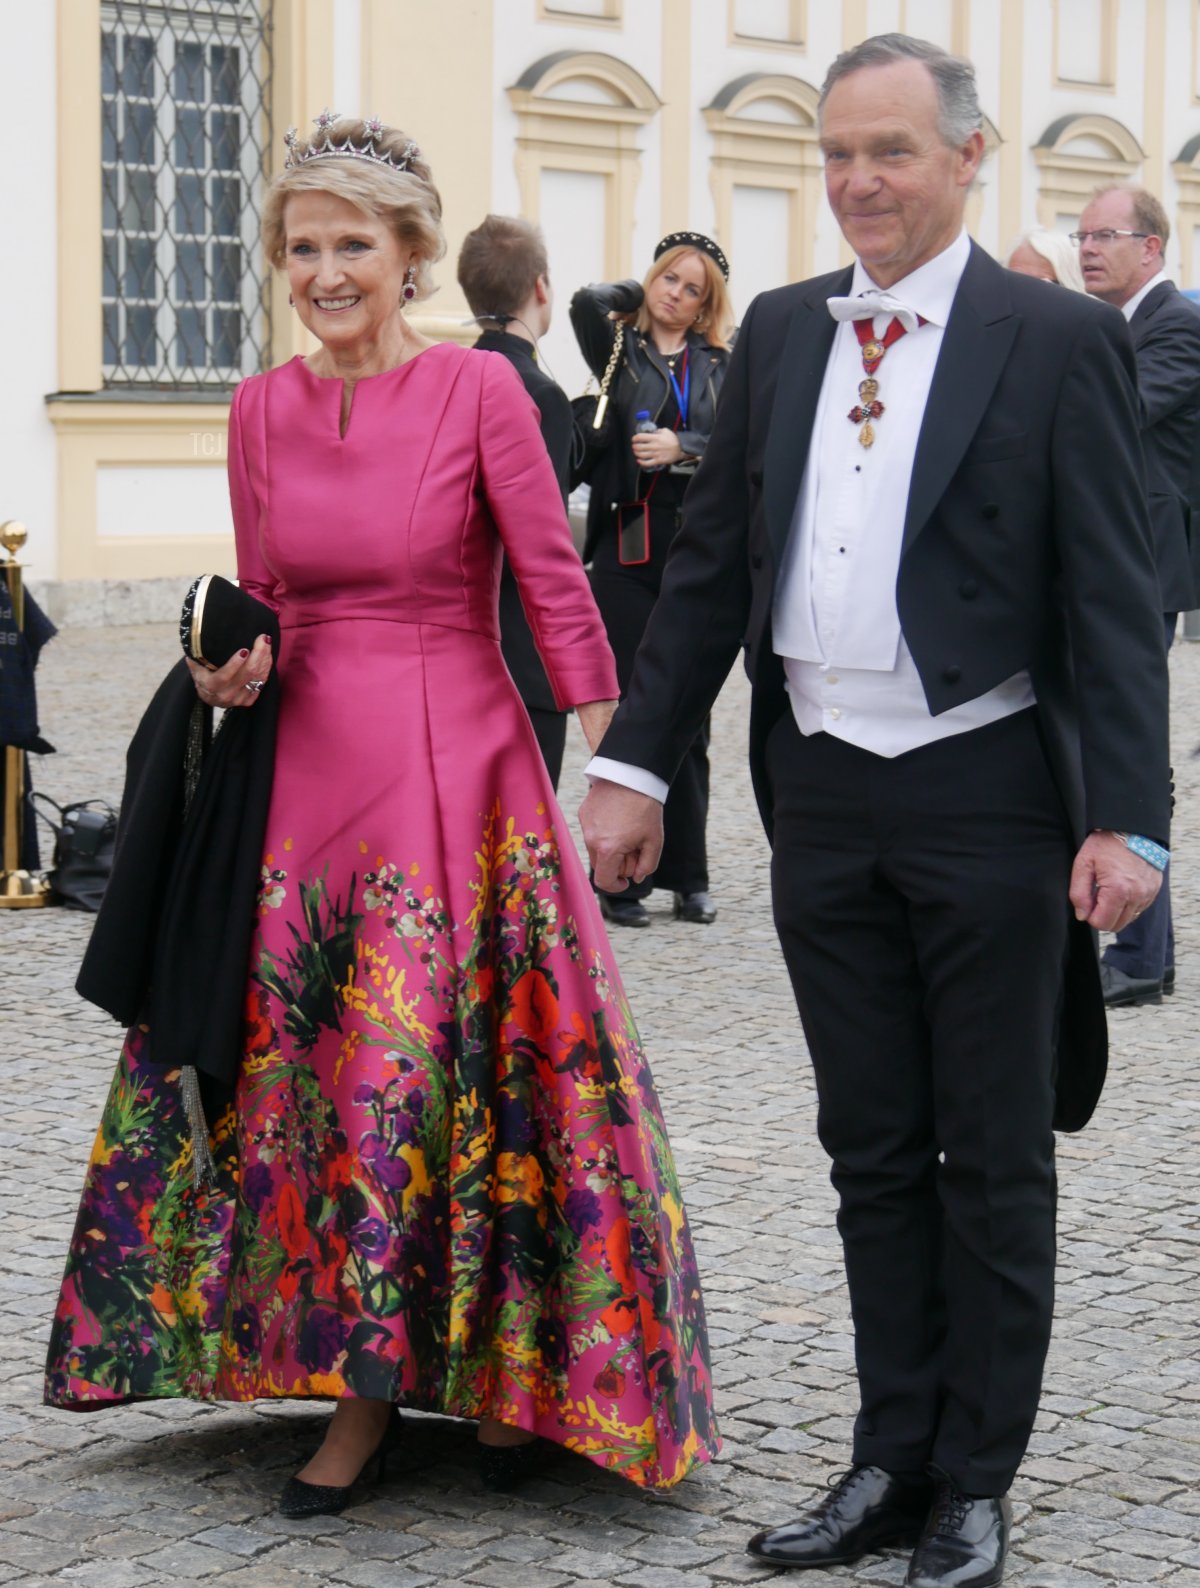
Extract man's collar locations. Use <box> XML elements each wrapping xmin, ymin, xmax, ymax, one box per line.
<box><xmin>851</xmin><ymin>230</ymin><xmax>971</xmax><ymax>329</ymax></box>
<box><xmin>475</xmin><ymin>327</ymin><xmax>538</xmax><ymax>361</ymax></box>
<box><xmin>1121</xmin><ymin>267</ymin><xmax>1171</xmax><ymax>322</ymax></box>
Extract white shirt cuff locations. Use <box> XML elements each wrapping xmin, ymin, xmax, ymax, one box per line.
<box><xmin>585</xmin><ymin>756</ymin><xmax>669</xmax><ymax>804</ymax></box>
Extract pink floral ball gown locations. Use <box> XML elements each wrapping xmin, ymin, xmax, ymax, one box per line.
<box><xmin>44</xmin><ymin>344</ymin><xmax>719</xmax><ymax>1489</ymax></box>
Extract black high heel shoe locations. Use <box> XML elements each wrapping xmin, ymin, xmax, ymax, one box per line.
<box><xmin>478</xmin><ymin>1435</ymin><xmax>544</xmax><ymax>1492</ymax></box>
<box><xmin>278</xmin><ymin>1407</ymin><xmax>403</xmax><ymax>1518</ymax></box>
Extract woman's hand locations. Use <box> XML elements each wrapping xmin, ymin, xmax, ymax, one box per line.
<box><xmin>186</xmin><ymin>633</ymin><xmax>273</xmax><ymax>708</ymax></box>
<box><xmin>576</xmin><ymin>699</ymin><xmax>619</xmax><ymax>755</ymax></box>
<box><xmin>631</xmin><ymin>428</ymin><xmax>684</xmax><ymax>471</ymax></box>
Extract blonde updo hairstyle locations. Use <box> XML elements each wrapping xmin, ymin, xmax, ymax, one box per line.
<box><xmin>262</xmin><ymin>118</ymin><xmax>446</xmax><ymax>303</ymax></box>
<box><xmin>630</xmin><ymin>246</ymin><xmax>734</xmax><ymax>352</ymax></box>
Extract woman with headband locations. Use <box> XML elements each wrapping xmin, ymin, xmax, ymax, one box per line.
<box><xmin>570</xmin><ymin>234</ymin><xmax>735</xmax><ymax>930</ymax></box>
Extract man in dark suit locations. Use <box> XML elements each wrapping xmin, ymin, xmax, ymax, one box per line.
<box><xmin>1076</xmin><ymin>184</ymin><xmax>1200</xmax><ymax>1008</ymax></box>
<box><xmin>580</xmin><ymin>34</ymin><xmax>1168</xmax><ymax>1588</ymax></box>
<box><xmin>458</xmin><ymin>214</ymin><xmax>575</xmax><ymax>787</ymax></box>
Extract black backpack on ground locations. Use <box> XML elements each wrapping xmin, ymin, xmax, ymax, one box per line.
<box><xmin>32</xmin><ymin>795</ymin><xmax>117</xmax><ymax>912</ymax></box>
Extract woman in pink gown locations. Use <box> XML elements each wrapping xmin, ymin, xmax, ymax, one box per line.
<box><xmin>44</xmin><ymin>115</ymin><xmax>718</xmax><ymax>1509</ymax></box>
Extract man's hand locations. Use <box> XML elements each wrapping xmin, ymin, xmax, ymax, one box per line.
<box><xmin>580</xmin><ymin>778</ymin><xmax>664</xmax><ymax>892</ymax></box>
<box><xmin>1069</xmin><ymin>830</ymin><xmax>1163</xmax><ymax>931</ymax></box>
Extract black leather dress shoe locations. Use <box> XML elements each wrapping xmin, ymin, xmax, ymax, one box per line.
<box><xmin>1100</xmin><ymin>961</ymin><xmax>1163</xmax><ymax>1007</ymax></box>
<box><xmin>598</xmin><ymin>893</ymin><xmax>651</xmax><ymax>928</ymax></box>
<box><xmin>1163</xmin><ymin>965</ymin><xmax>1176</xmax><ymax>995</ymax></box>
<box><xmin>673</xmin><ymin>891</ymin><xmax>717</xmax><ymax>924</ymax></box>
<box><xmin>905</xmin><ymin>1479</ymin><xmax>1011</xmax><ymax>1588</ymax></box>
<box><xmin>747</xmin><ymin>1466</ymin><xmax>933</xmax><ymax>1568</ymax></box>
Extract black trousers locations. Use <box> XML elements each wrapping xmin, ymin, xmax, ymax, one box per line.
<box><xmin>766</xmin><ymin>707</ymin><xmax>1072</xmax><ymax>1495</ymax></box>
<box><xmin>526</xmin><ymin>706</ymin><xmax>567</xmax><ymax>793</ymax></box>
<box><xmin>590</xmin><ymin>503</ymin><xmax>710</xmax><ymax>900</ymax></box>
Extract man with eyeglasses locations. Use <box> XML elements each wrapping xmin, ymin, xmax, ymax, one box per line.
<box><xmin>1075</xmin><ymin>184</ymin><xmax>1200</xmax><ymax>1008</ymax></box>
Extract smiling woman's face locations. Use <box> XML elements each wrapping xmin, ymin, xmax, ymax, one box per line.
<box><xmin>283</xmin><ymin>189</ymin><xmax>409</xmax><ymax>355</ymax></box>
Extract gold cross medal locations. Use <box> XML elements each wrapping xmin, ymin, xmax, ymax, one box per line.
<box><xmin>848</xmin><ymin>378</ymin><xmax>884</xmax><ymax>448</ymax></box>
<box><xmin>861</xmin><ymin>340</ymin><xmax>884</xmax><ymax>364</ymax></box>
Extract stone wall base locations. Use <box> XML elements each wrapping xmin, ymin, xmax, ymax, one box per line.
<box><xmin>28</xmin><ymin>576</ymin><xmax>191</xmax><ymax>629</ymax></box>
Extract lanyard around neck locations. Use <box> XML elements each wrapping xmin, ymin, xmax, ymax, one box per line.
<box><xmin>665</xmin><ymin>347</ymin><xmax>690</xmax><ymax>427</ymax></box>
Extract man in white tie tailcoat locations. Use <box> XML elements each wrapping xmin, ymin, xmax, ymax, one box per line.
<box><xmin>580</xmin><ymin>33</ymin><xmax>1168</xmax><ymax>1588</ymax></box>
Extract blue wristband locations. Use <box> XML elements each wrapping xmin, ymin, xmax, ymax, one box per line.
<box><xmin>1119</xmin><ymin>833</ymin><xmax>1169</xmax><ymax>872</ymax></box>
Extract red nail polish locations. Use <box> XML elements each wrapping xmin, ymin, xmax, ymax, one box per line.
<box><xmin>263</xmin><ymin>634</ymin><xmax>272</xmax><ymax>645</ymax></box>
<box><xmin>239</xmin><ymin>648</ymin><xmax>250</xmax><ymax>658</ymax></box>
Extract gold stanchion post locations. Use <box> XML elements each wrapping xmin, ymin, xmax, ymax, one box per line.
<box><xmin>0</xmin><ymin>520</ymin><xmax>52</xmax><ymax>908</ymax></box>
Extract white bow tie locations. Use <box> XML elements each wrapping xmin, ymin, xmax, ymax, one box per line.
<box><xmin>827</xmin><ymin>290</ymin><xmax>922</xmax><ymax>335</ymax></box>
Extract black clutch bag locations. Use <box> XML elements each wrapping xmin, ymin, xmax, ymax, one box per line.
<box><xmin>179</xmin><ymin>574</ymin><xmax>273</xmax><ymax>668</ymax></box>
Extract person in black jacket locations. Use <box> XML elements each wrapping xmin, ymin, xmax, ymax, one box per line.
<box><xmin>458</xmin><ymin>214</ymin><xmax>575</xmax><ymax>787</ymax></box>
<box><xmin>1077</xmin><ymin>183</ymin><xmax>1200</xmax><ymax>1008</ymax></box>
<box><xmin>570</xmin><ymin>235</ymin><xmax>733</xmax><ymax>928</ymax></box>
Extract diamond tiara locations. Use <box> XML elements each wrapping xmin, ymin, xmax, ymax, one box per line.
<box><xmin>283</xmin><ymin>111</ymin><xmax>420</xmax><ymax>175</ymax></box>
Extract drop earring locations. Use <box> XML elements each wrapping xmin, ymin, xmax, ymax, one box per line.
<box><xmin>402</xmin><ymin>263</ymin><xmax>417</xmax><ymax>303</ymax></box>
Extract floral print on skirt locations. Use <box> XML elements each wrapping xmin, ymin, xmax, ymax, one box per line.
<box><xmin>45</xmin><ymin>800</ymin><xmax>719</xmax><ymax>1489</ymax></box>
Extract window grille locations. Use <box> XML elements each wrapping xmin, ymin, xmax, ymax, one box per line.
<box><xmin>100</xmin><ymin>0</ymin><xmax>273</xmax><ymax>389</ymax></box>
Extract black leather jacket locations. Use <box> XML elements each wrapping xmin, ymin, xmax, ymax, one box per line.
<box><xmin>570</xmin><ymin>280</ymin><xmax>729</xmax><ymax>559</ymax></box>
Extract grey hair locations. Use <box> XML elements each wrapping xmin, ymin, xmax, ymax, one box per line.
<box><xmin>818</xmin><ymin>33</ymin><xmax>983</xmax><ymax>148</ymax></box>
<box><xmin>1007</xmin><ymin>230</ymin><xmax>1087</xmax><ymax>294</ymax></box>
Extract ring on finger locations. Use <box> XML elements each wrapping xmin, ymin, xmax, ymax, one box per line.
<box><xmin>244</xmin><ymin>678</ymin><xmax>265</xmax><ymax>693</ymax></box>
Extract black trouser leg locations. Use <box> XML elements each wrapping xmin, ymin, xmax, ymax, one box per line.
<box><xmin>525</xmin><ymin>706</ymin><xmax>567</xmax><ymax>792</ymax></box>
<box><xmin>766</xmin><ymin>710</ymin><xmax>1069</xmax><ymax>1495</ymax></box>
<box><xmin>591</xmin><ymin>520</ymin><xmax>710</xmax><ymax>901</ymax></box>
<box><xmin>654</xmin><ymin>714</ymin><xmax>711</xmax><ymax>894</ymax></box>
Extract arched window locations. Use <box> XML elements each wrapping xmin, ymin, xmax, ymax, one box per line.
<box><xmin>506</xmin><ymin>51</ymin><xmax>660</xmax><ymax>277</ymax></box>
<box><xmin>1032</xmin><ymin>114</ymin><xmax>1144</xmax><ymax>231</ymax></box>
<box><xmin>702</xmin><ymin>73</ymin><xmax>821</xmax><ymax>316</ymax></box>
<box><xmin>505</xmin><ymin>53</ymin><xmax>660</xmax><ymax>393</ymax></box>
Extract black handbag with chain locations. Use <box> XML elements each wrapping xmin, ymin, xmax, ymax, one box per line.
<box><xmin>569</xmin><ymin>320</ymin><xmax>626</xmax><ymax>491</ymax></box>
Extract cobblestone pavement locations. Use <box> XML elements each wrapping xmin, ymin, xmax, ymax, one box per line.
<box><xmin>2</xmin><ymin>621</ymin><xmax>1198</xmax><ymax>1588</ymax></box>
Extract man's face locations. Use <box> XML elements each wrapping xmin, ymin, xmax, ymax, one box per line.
<box><xmin>820</xmin><ymin>59</ymin><xmax>984</xmax><ymax>289</ymax></box>
<box><xmin>1077</xmin><ymin>190</ymin><xmax>1160</xmax><ymax>307</ymax></box>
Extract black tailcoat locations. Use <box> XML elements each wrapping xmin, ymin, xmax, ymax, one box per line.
<box><xmin>599</xmin><ymin>241</ymin><xmax>1170</xmax><ymax>1131</ymax></box>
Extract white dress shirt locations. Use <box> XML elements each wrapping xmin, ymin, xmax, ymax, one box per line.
<box><xmin>588</xmin><ymin>230</ymin><xmax>1033</xmax><ymax>800</ymax></box>
<box><xmin>775</xmin><ymin>229</ymin><xmax>1033</xmax><ymax>758</ymax></box>
<box><xmin>1120</xmin><ymin>267</ymin><xmax>1170</xmax><ymax>323</ymax></box>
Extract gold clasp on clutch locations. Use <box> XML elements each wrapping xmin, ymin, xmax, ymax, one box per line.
<box><xmin>592</xmin><ymin>393</ymin><xmax>609</xmax><ymax>430</ymax></box>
